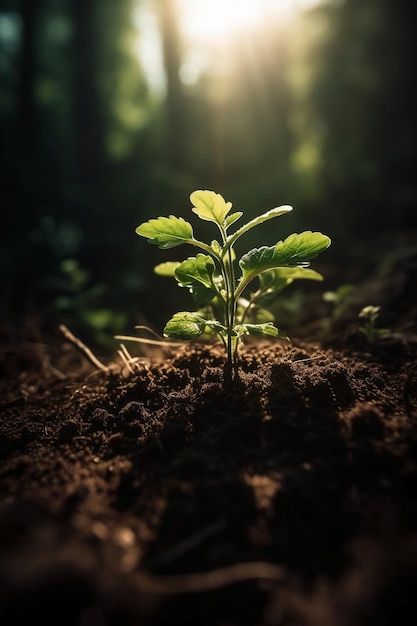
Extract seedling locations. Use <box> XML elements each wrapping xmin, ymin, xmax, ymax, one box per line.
<box><xmin>323</xmin><ymin>284</ymin><xmax>356</xmax><ymax>319</ymax></box>
<box><xmin>136</xmin><ymin>190</ymin><xmax>330</xmax><ymax>381</ymax></box>
<box><xmin>358</xmin><ymin>305</ymin><xmax>390</xmax><ymax>343</ymax></box>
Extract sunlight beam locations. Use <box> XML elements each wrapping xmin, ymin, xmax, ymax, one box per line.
<box><xmin>179</xmin><ymin>0</ymin><xmax>321</xmax><ymax>42</ymax></box>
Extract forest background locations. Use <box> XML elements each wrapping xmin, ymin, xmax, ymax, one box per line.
<box><xmin>1</xmin><ymin>0</ymin><xmax>416</xmax><ymax>351</ymax></box>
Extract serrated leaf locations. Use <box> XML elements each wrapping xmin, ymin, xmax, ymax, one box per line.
<box><xmin>175</xmin><ymin>254</ymin><xmax>217</xmax><ymax>304</ymax></box>
<box><xmin>239</xmin><ymin>231</ymin><xmax>331</xmax><ymax>289</ymax></box>
<box><xmin>279</xmin><ymin>231</ymin><xmax>331</xmax><ymax>260</ymax></box>
<box><xmin>136</xmin><ymin>215</ymin><xmax>194</xmax><ymax>249</ymax></box>
<box><xmin>190</xmin><ymin>190</ymin><xmax>232</xmax><ymax>225</ymax></box>
<box><xmin>154</xmin><ymin>261</ymin><xmax>180</xmax><ymax>277</ymax></box>
<box><xmin>210</xmin><ymin>240</ymin><xmax>222</xmax><ymax>256</ymax></box>
<box><xmin>163</xmin><ymin>312</ymin><xmax>226</xmax><ymax>340</ymax></box>
<box><xmin>226</xmin><ymin>205</ymin><xmax>293</xmax><ymax>248</ymax></box>
<box><xmin>224</xmin><ymin>212</ymin><xmax>243</xmax><ymax>229</ymax></box>
<box><xmin>163</xmin><ymin>312</ymin><xmax>207</xmax><ymax>339</ymax></box>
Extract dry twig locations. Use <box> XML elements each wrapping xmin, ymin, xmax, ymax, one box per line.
<box><xmin>59</xmin><ymin>325</ymin><xmax>109</xmax><ymax>372</ymax></box>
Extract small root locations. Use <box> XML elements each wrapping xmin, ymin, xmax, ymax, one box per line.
<box><xmin>130</xmin><ymin>561</ymin><xmax>287</xmax><ymax>595</ymax></box>
<box><xmin>59</xmin><ymin>325</ymin><xmax>109</xmax><ymax>373</ymax></box>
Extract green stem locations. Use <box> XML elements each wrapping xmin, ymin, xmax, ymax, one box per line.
<box><xmin>191</xmin><ymin>238</ymin><xmax>221</xmax><ymax>259</ymax></box>
<box><xmin>227</xmin><ymin>246</ymin><xmax>238</xmax><ymax>370</ymax></box>
<box><xmin>218</xmin><ymin>224</ymin><xmax>239</xmax><ymax>380</ymax></box>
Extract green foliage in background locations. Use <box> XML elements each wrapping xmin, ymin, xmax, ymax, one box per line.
<box><xmin>0</xmin><ymin>0</ymin><xmax>414</xmax><ymax>340</ymax></box>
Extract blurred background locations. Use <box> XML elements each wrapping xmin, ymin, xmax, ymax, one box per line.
<box><xmin>1</xmin><ymin>0</ymin><xmax>416</xmax><ymax>351</ymax></box>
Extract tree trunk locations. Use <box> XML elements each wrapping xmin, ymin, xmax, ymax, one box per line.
<box><xmin>70</xmin><ymin>0</ymin><xmax>105</xmax><ymax>187</ymax></box>
<box><xmin>15</xmin><ymin>0</ymin><xmax>39</xmax><ymax>154</ymax></box>
<box><xmin>157</xmin><ymin>0</ymin><xmax>188</xmax><ymax>171</ymax></box>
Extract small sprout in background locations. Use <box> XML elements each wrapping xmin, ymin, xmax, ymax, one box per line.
<box><xmin>135</xmin><ymin>190</ymin><xmax>331</xmax><ymax>383</ymax></box>
<box><xmin>321</xmin><ymin>284</ymin><xmax>356</xmax><ymax>336</ymax></box>
<box><xmin>358</xmin><ymin>305</ymin><xmax>390</xmax><ymax>344</ymax></box>
<box><xmin>323</xmin><ymin>284</ymin><xmax>356</xmax><ymax>319</ymax></box>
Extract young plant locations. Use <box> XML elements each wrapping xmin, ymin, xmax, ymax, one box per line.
<box><xmin>358</xmin><ymin>305</ymin><xmax>390</xmax><ymax>344</ymax></box>
<box><xmin>136</xmin><ymin>190</ymin><xmax>331</xmax><ymax>380</ymax></box>
<box><xmin>323</xmin><ymin>284</ymin><xmax>356</xmax><ymax>320</ymax></box>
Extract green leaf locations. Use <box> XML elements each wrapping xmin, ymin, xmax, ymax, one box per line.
<box><xmin>175</xmin><ymin>254</ymin><xmax>217</xmax><ymax>304</ymax></box>
<box><xmin>136</xmin><ymin>215</ymin><xmax>194</xmax><ymax>249</ymax></box>
<box><xmin>239</xmin><ymin>231</ymin><xmax>331</xmax><ymax>290</ymax></box>
<box><xmin>279</xmin><ymin>231</ymin><xmax>331</xmax><ymax>261</ymax></box>
<box><xmin>224</xmin><ymin>212</ymin><xmax>243</xmax><ymax>229</ymax></box>
<box><xmin>163</xmin><ymin>312</ymin><xmax>208</xmax><ymax>339</ymax></box>
<box><xmin>259</xmin><ymin>267</ymin><xmax>324</xmax><ymax>285</ymax></box>
<box><xmin>154</xmin><ymin>261</ymin><xmax>180</xmax><ymax>277</ymax></box>
<box><xmin>190</xmin><ymin>190</ymin><xmax>232</xmax><ymax>225</ymax></box>
<box><xmin>210</xmin><ymin>240</ymin><xmax>222</xmax><ymax>256</ymax></box>
<box><xmin>244</xmin><ymin>323</ymin><xmax>279</xmax><ymax>337</ymax></box>
<box><xmin>163</xmin><ymin>312</ymin><xmax>226</xmax><ymax>339</ymax></box>
<box><xmin>226</xmin><ymin>205</ymin><xmax>293</xmax><ymax>248</ymax></box>
<box><xmin>234</xmin><ymin>322</ymin><xmax>289</xmax><ymax>339</ymax></box>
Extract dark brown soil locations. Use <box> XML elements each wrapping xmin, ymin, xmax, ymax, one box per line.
<box><xmin>1</xmin><ymin>248</ymin><xmax>417</xmax><ymax>625</ymax></box>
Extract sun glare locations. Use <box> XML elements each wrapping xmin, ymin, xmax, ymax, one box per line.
<box><xmin>133</xmin><ymin>0</ymin><xmax>321</xmax><ymax>90</ymax></box>
<box><xmin>179</xmin><ymin>0</ymin><xmax>319</xmax><ymax>42</ymax></box>
<box><xmin>180</xmin><ymin>0</ymin><xmax>263</xmax><ymax>40</ymax></box>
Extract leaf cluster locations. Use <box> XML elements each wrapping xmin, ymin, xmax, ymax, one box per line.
<box><xmin>136</xmin><ymin>190</ymin><xmax>331</xmax><ymax>370</ymax></box>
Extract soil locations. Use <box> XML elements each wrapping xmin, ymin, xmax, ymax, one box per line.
<box><xmin>1</xmin><ymin>239</ymin><xmax>417</xmax><ymax>626</ymax></box>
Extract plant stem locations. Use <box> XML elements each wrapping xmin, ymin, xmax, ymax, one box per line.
<box><xmin>226</xmin><ymin>245</ymin><xmax>239</xmax><ymax>375</ymax></box>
